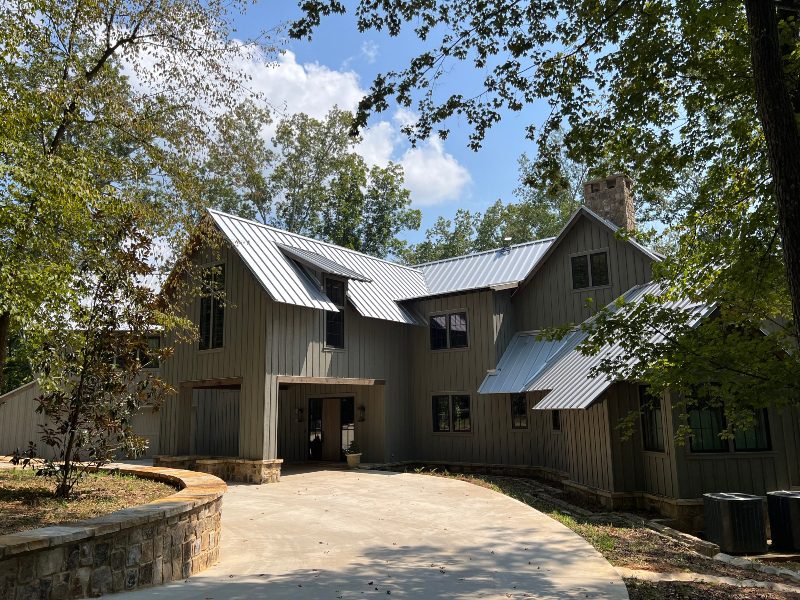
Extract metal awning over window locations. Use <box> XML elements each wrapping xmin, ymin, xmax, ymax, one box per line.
<box><xmin>478</xmin><ymin>332</ymin><xmax>572</xmax><ymax>395</ymax></box>
<box><xmin>278</xmin><ymin>244</ymin><xmax>372</xmax><ymax>282</ymax></box>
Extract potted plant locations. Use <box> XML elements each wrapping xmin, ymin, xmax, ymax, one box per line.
<box><xmin>344</xmin><ymin>440</ymin><xmax>362</xmax><ymax>468</ymax></box>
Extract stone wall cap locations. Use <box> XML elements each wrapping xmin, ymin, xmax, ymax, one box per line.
<box><xmin>0</xmin><ymin>462</ymin><xmax>226</xmax><ymax>559</ymax></box>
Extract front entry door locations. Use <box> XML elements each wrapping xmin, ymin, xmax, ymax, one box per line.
<box><xmin>307</xmin><ymin>397</ymin><xmax>355</xmax><ymax>461</ymax></box>
<box><xmin>321</xmin><ymin>398</ymin><xmax>341</xmax><ymax>461</ymax></box>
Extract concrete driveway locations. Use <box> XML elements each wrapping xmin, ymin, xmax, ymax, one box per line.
<box><xmin>122</xmin><ymin>467</ymin><xmax>628</xmax><ymax>599</ymax></box>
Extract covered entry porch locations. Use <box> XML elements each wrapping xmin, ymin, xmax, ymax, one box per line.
<box><xmin>277</xmin><ymin>376</ymin><xmax>386</xmax><ymax>465</ymax></box>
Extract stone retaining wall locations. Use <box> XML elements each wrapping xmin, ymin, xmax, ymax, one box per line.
<box><xmin>0</xmin><ymin>465</ymin><xmax>226</xmax><ymax>599</ymax></box>
<box><xmin>154</xmin><ymin>455</ymin><xmax>282</xmax><ymax>484</ymax></box>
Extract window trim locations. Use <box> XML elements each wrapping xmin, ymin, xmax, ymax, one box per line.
<box><xmin>324</xmin><ymin>276</ymin><xmax>346</xmax><ymax>350</ymax></box>
<box><xmin>570</xmin><ymin>248</ymin><xmax>612</xmax><ymax>291</ymax></box>
<box><xmin>429</xmin><ymin>309</ymin><xmax>470</xmax><ymax>351</ymax></box>
<box><xmin>431</xmin><ymin>392</ymin><xmax>472</xmax><ymax>434</ymax></box>
<box><xmin>510</xmin><ymin>393</ymin><xmax>529</xmax><ymax>430</ymax></box>
<box><xmin>199</xmin><ymin>263</ymin><xmax>225</xmax><ymax>351</ymax></box>
<box><xmin>141</xmin><ymin>335</ymin><xmax>161</xmax><ymax>370</ymax></box>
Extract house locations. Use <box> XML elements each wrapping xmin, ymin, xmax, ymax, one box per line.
<box><xmin>2</xmin><ymin>174</ymin><xmax>798</xmax><ymax>528</ymax></box>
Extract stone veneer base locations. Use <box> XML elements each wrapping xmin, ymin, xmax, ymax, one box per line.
<box><xmin>0</xmin><ymin>463</ymin><xmax>227</xmax><ymax>599</ymax></box>
<box><xmin>153</xmin><ymin>455</ymin><xmax>283</xmax><ymax>484</ymax></box>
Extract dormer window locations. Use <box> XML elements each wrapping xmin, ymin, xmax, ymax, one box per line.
<box><xmin>325</xmin><ymin>277</ymin><xmax>345</xmax><ymax>349</ymax></box>
<box><xmin>430</xmin><ymin>311</ymin><xmax>469</xmax><ymax>350</ymax></box>
<box><xmin>571</xmin><ymin>251</ymin><xmax>609</xmax><ymax>289</ymax></box>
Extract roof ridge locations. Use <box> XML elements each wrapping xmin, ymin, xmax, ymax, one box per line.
<box><xmin>207</xmin><ymin>208</ymin><xmax>425</xmax><ymax>275</ymax></box>
<box><xmin>414</xmin><ymin>236</ymin><xmax>556</xmax><ymax>268</ymax></box>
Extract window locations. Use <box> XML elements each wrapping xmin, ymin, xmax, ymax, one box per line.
<box><xmin>734</xmin><ymin>409</ymin><xmax>771</xmax><ymax>452</ymax></box>
<box><xmin>639</xmin><ymin>386</ymin><xmax>665</xmax><ymax>452</ymax></box>
<box><xmin>432</xmin><ymin>395</ymin><xmax>451</xmax><ymax>432</ymax></box>
<box><xmin>552</xmin><ymin>409</ymin><xmax>561</xmax><ymax>431</ymax></box>
<box><xmin>140</xmin><ymin>336</ymin><xmax>161</xmax><ymax>369</ymax></box>
<box><xmin>199</xmin><ymin>265</ymin><xmax>225</xmax><ymax>350</ymax></box>
<box><xmin>432</xmin><ymin>394</ymin><xmax>471</xmax><ymax>432</ymax></box>
<box><xmin>688</xmin><ymin>405</ymin><xmax>728</xmax><ymax>452</ymax></box>
<box><xmin>511</xmin><ymin>394</ymin><xmax>528</xmax><ymax>429</ymax></box>
<box><xmin>689</xmin><ymin>403</ymin><xmax>772</xmax><ymax>453</ymax></box>
<box><xmin>571</xmin><ymin>251</ymin><xmax>610</xmax><ymax>289</ymax></box>
<box><xmin>430</xmin><ymin>315</ymin><xmax>448</xmax><ymax>350</ymax></box>
<box><xmin>429</xmin><ymin>311</ymin><xmax>468</xmax><ymax>349</ymax></box>
<box><xmin>325</xmin><ymin>277</ymin><xmax>345</xmax><ymax>349</ymax></box>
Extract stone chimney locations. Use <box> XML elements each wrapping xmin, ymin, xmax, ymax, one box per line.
<box><xmin>583</xmin><ymin>174</ymin><xmax>635</xmax><ymax>230</ymax></box>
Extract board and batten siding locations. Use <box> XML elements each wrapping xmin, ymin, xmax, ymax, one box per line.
<box><xmin>191</xmin><ymin>388</ymin><xmax>240</xmax><ymax>457</ymax></box>
<box><xmin>264</xmin><ymin>289</ymin><xmax>412</xmax><ymax>463</ymax></box>
<box><xmin>514</xmin><ymin>214</ymin><xmax>653</xmax><ymax>331</ymax></box>
<box><xmin>671</xmin><ymin>397</ymin><xmax>800</xmax><ymax>498</ymax></box>
<box><xmin>159</xmin><ymin>242</ymin><xmax>270</xmax><ymax>460</ymax></box>
<box><xmin>277</xmin><ymin>383</ymin><xmax>385</xmax><ymax>463</ymax></box>
<box><xmin>0</xmin><ymin>382</ymin><xmax>54</xmax><ymax>459</ymax></box>
<box><xmin>406</xmin><ymin>290</ymin><xmax>499</xmax><ymax>463</ymax></box>
<box><xmin>0</xmin><ymin>381</ymin><xmax>162</xmax><ymax>459</ymax></box>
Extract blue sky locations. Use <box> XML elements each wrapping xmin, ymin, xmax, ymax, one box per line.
<box><xmin>227</xmin><ymin>3</ymin><xmax>551</xmax><ymax>244</ymax></box>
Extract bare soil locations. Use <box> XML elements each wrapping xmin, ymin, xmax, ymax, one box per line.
<box><xmin>0</xmin><ymin>468</ymin><xmax>175</xmax><ymax>535</ymax></box>
<box><xmin>624</xmin><ymin>579</ymin><xmax>800</xmax><ymax>600</ymax></box>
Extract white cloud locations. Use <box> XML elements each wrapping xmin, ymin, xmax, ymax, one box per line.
<box><xmin>360</xmin><ymin>40</ymin><xmax>379</xmax><ymax>64</ymax></box>
<box><xmin>128</xmin><ymin>42</ymin><xmax>472</xmax><ymax>207</ymax></box>
<box><xmin>398</xmin><ymin>138</ymin><xmax>472</xmax><ymax>206</ymax></box>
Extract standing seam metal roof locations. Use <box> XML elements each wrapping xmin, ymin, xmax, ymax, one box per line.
<box><xmin>209</xmin><ymin>210</ymin><xmax>428</xmax><ymax>324</ymax></box>
<box><xmin>477</xmin><ymin>332</ymin><xmax>571</xmax><ymax>394</ymax></box>
<box><xmin>410</xmin><ymin>238</ymin><xmax>554</xmax><ymax>298</ymax></box>
<box><xmin>529</xmin><ymin>282</ymin><xmax>715</xmax><ymax>410</ymax></box>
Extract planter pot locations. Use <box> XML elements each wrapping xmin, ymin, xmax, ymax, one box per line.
<box><xmin>346</xmin><ymin>453</ymin><xmax>362</xmax><ymax>468</ymax></box>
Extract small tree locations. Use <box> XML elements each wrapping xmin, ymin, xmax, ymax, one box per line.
<box><xmin>28</xmin><ymin>205</ymin><xmax>177</xmax><ymax>498</ymax></box>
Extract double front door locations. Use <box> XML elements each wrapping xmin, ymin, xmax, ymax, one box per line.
<box><xmin>308</xmin><ymin>397</ymin><xmax>354</xmax><ymax>461</ymax></box>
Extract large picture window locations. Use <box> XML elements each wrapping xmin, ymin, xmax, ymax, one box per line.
<box><xmin>199</xmin><ymin>265</ymin><xmax>225</xmax><ymax>350</ymax></box>
<box><xmin>511</xmin><ymin>394</ymin><xmax>528</xmax><ymax>429</ymax></box>
<box><xmin>571</xmin><ymin>251</ymin><xmax>610</xmax><ymax>289</ymax></box>
<box><xmin>431</xmin><ymin>394</ymin><xmax>471</xmax><ymax>432</ymax></box>
<box><xmin>325</xmin><ymin>277</ymin><xmax>345</xmax><ymax>349</ymax></box>
<box><xmin>639</xmin><ymin>386</ymin><xmax>665</xmax><ymax>452</ymax></box>
<box><xmin>429</xmin><ymin>311</ymin><xmax>469</xmax><ymax>349</ymax></box>
<box><xmin>688</xmin><ymin>405</ymin><xmax>771</xmax><ymax>453</ymax></box>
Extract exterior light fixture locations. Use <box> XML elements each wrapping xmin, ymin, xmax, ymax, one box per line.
<box><xmin>296</xmin><ymin>407</ymin><xmax>304</xmax><ymax>423</ymax></box>
<box><xmin>357</xmin><ymin>405</ymin><xmax>366</xmax><ymax>422</ymax></box>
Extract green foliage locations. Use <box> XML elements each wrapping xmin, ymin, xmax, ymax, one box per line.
<box><xmin>294</xmin><ymin>1</ymin><xmax>800</xmax><ymax>433</ymax></box>
<box><xmin>0</xmin><ymin>0</ymin><xmax>269</xmax><ymax>487</ymax></box>
<box><xmin>203</xmin><ymin>107</ymin><xmax>421</xmax><ymax>258</ymax></box>
<box><xmin>402</xmin><ymin>140</ymin><xmax>583</xmax><ymax>264</ymax></box>
<box><xmin>30</xmin><ymin>205</ymin><xmax>174</xmax><ymax>498</ymax></box>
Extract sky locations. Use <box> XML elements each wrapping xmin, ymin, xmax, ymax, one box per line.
<box><xmin>225</xmin><ymin>3</ymin><xmax>552</xmax><ymax>244</ymax></box>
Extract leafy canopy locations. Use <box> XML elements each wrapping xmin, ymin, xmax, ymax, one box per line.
<box><xmin>202</xmin><ymin>107</ymin><xmax>422</xmax><ymax>258</ymax></box>
<box><xmin>292</xmin><ymin>1</ymin><xmax>800</xmax><ymax>434</ymax></box>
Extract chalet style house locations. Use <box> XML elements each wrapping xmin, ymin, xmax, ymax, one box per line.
<box><xmin>2</xmin><ymin>174</ymin><xmax>798</xmax><ymax>527</ymax></box>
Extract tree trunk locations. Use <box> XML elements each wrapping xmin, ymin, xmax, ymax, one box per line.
<box><xmin>0</xmin><ymin>311</ymin><xmax>10</xmax><ymax>393</ymax></box>
<box><xmin>745</xmin><ymin>0</ymin><xmax>800</xmax><ymax>338</ymax></box>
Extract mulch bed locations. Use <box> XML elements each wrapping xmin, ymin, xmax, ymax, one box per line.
<box><xmin>0</xmin><ymin>468</ymin><xmax>175</xmax><ymax>535</ymax></box>
<box><xmin>624</xmin><ymin>579</ymin><xmax>800</xmax><ymax>600</ymax></box>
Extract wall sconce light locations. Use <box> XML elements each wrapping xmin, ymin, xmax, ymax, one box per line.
<box><xmin>295</xmin><ymin>407</ymin><xmax>304</xmax><ymax>423</ymax></box>
<box><xmin>357</xmin><ymin>405</ymin><xmax>366</xmax><ymax>422</ymax></box>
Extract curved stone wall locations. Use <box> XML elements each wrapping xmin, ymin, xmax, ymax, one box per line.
<box><xmin>0</xmin><ymin>464</ymin><xmax>226</xmax><ymax>598</ymax></box>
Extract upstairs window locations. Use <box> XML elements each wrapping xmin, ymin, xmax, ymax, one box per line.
<box><xmin>511</xmin><ymin>394</ymin><xmax>528</xmax><ymax>429</ymax></box>
<box><xmin>199</xmin><ymin>265</ymin><xmax>225</xmax><ymax>350</ymax></box>
<box><xmin>429</xmin><ymin>311</ymin><xmax>469</xmax><ymax>350</ymax></box>
<box><xmin>552</xmin><ymin>409</ymin><xmax>562</xmax><ymax>431</ymax></box>
<box><xmin>325</xmin><ymin>277</ymin><xmax>346</xmax><ymax>349</ymax></box>
<box><xmin>432</xmin><ymin>394</ymin><xmax>471</xmax><ymax>432</ymax></box>
<box><xmin>140</xmin><ymin>336</ymin><xmax>161</xmax><ymax>369</ymax></box>
<box><xmin>571</xmin><ymin>251</ymin><xmax>610</xmax><ymax>289</ymax></box>
<box><xmin>639</xmin><ymin>386</ymin><xmax>665</xmax><ymax>452</ymax></box>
